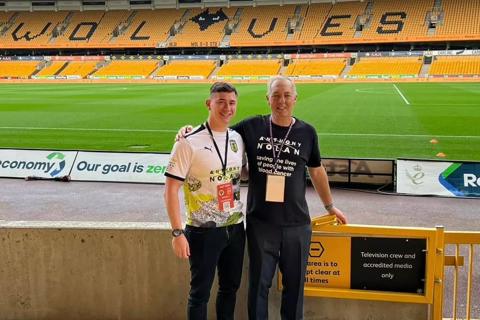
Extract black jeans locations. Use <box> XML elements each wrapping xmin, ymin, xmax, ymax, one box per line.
<box><xmin>185</xmin><ymin>223</ymin><xmax>246</xmax><ymax>320</ymax></box>
<box><xmin>246</xmin><ymin>217</ymin><xmax>312</xmax><ymax>320</ymax></box>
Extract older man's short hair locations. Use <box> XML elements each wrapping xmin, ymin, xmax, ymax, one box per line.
<box><xmin>267</xmin><ymin>76</ymin><xmax>297</xmax><ymax>97</ymax></box>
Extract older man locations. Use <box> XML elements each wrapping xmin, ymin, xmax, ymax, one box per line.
<box><xmin>177</xmin><ymin>76</ymin><xmax>346</xmax><ymax>320</ymax></box>
<box><xmin>231</xmin><ymin>76</ymin><xmax>346</xmax><ymax>320</ymax></box>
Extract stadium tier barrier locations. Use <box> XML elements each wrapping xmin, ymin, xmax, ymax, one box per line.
<box><xmin>0</xmin><ymin>221</ymin><xmax>425</xmax><ymax>320</ymax></box>
<box><xmin>1</xmin><ymin>217</ymin><xmax>477</xmax><ymax>319</ymax></box>
<box><xmin>2</xmin><ymin>54</ymin><xmax>480</xmax><ymax>82</ymax></box>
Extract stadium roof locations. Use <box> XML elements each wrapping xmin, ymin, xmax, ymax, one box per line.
<box><xmin>0</xmin><ymin>0</ymin><xmax>360</xmax><ymax>11</ymax></box>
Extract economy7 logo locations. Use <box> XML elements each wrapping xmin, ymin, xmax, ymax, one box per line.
<box><xmin>46</xmin><ymin>152</ymin><xmax>66</xmax><ymax>177</ymax></box>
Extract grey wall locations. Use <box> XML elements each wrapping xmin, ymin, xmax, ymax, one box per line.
<box><xmin>0</xmin><ymin>223</ymin><xmax>427</xmax><ymax>320</ymax></box>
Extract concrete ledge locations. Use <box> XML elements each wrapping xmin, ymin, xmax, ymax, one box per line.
<box><xmin>0</xmin><ymin>223</ymin><xmax>427</xmax><ymax>320</ymax></box>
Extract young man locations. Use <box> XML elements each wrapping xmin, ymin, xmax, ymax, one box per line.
<box><xmin>164</xmin><ymin>82</ymin><xmax>246</xmax><ymax>320</ymax></box>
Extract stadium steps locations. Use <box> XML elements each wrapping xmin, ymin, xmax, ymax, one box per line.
<box><xmin>90</xmin><ymin>61</ymin><xmax>110</xmax><ymax>77</ymax></box>
<box><xmin>50</xmin><ymin>12</ymin><xmax>74</xmax><ymax>43</ymax></box>
<box><xmin>0</xmin><ymin>12</ymin><xmax>18</xmax><ymax>36</ymax></box>
<box><xmin>110</xmin><ymin>11</ymin><xmax>137</xmax><ymax>42</ymax></box>
<box><xmin>31</xmin><ymin>61</ymin><xmax>48</xmax><ymax>77</ymax></box>
<box><xmin>54</xmin><ymin>62</ymin><xmax>69</xmax><ymax>76</ymax></box>
<box><xmin>354</xmin><ymin>0</ymin><xmax>374</xmax><ymax>38</ymax></box>
<box><xmin>163</xmin><ymin>32</ymin><xmax>177</xmax><ymax>48</ymax></box>
<box><xmin>233</xmin><ymin>7</ymin><xmax>243</xmax><ymax>21</ymax></box>
<box><xmin>165</xmin><ymin>9</ymin><xmax>191</xmax><ymax>46</ymax></box>
<box><xmin>219</xmin><ymin>34</ymin><xmax>231</xmax><ymax>47</ymax></box>
<box><xmin>149</xmin><ymin>62</ymin><xmax>164</xmax><ymax>78</ymax></box>
<box><xmin>419</xmin><ymin>63</ymin><xmax>431</xmax><ymax>78</ymax></box>
<box><xmin>146</xmin><ymin>62</ymin><xmax>161</xmax><ymax>78</ymax></box>
<box><xmin>340</xmin><ymin>64</ymin><xmax>353</xmax><ymax>78</ymax></box>
<box><xmin>209</xmin><ymin>64</ymin><xmax>222</xmax><ymax>79</ymax></box>
<box><xmin>178</xmin><ymin>9</ymin><xmax>191</xmax><ymax>32</ymax></box>
<box><xmin>292</xmin><ymin>5</ymin><xmax>305</xmax><ymax>35</ymax></box>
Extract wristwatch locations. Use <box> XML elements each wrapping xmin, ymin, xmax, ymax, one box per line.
<box><xmin>324</xmin><ymin>203</ymin><xmax>334</xmax><ymax>212</ymax></box>
<box><xmin>172</xmin><ymin>229</ymin><xmax>184</xmax><ymax>237</ymax></box>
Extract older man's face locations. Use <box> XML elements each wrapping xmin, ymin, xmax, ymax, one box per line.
<box><xmin>267</xmin><ymin>79</ymin><xmax>297</xmax><ymax>121</ymax></box>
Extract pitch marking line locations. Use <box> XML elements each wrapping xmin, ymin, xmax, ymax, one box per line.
<box><xmin>317</xmin><ymin>132</ymin><xmax>480</xmax><ymax>139</ymax></box>
<box><xmin>0</xmin><ymin>126</ymin><xmax>479</xmax><ymax>139</ymax></box>
<box><xmin>354</xmin><ymin>88</ymin><xmax>394</xmax><ymax>94</ymax></box>
<box><xmin>393</xmin><ymin>84</ymin><xmax>410</xmax><ymax>105</ymax></box>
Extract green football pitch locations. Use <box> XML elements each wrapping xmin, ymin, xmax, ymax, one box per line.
<box><xmin>0</xmin><ymin>82</ymin><xmax>479</xmax><ymax>161</ymax></box>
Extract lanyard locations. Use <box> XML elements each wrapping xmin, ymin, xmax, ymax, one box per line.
<box><xmin>269</xmin><ymin>116</ymin><xmax>294</xmax><ymax>173</ymax></box>
<box><xmin>205</xmin><ymin>122</ymin><xmax>229</xmax><ymax>176</ymax></box>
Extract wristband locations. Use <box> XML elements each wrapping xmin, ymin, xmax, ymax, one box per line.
<box><xmin>324</xmin><ymin>203</ymin><xmax>334</xmax><ymax>212</ymax></box>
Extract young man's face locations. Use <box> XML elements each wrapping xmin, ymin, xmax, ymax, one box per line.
<box><xmin>206</xmin><ymin>91</ymin><xmax>238</xmax><ymax>128</ymax></box>
<box><xmin>267</xmin><ymin>79</ymin><xmax>297</xmax><ymax>120</ymax></box>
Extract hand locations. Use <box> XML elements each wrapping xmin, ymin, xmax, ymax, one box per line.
<box><xmin>172</xmin><ymin>235</ymin><xmax>190</xmax><ymax>259</ymax></box>
<box><xmin>175</xmin><ymin>125</ymin><xmax>193</xmax><ymax>142</ymax></box>
<box><xmin>328</xmin><ymin>206</ymin><xmax>347</xmax><ymax>225</ymax></box>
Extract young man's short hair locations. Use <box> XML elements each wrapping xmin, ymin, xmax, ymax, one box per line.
<box><xmin>210</xmin><ymin>82</ymin><xmax>238</xmax><ymax>97</ymax></box>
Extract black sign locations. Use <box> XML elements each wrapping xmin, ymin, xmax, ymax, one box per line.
<box><xmin>191</xmin><ymin>9</ymin><xmax>228</xmax><ymax>31</ymax></box>
<box><xmin>351</xmin><ymin>237</ymin><xmax>426</xmax><ymax>293</ymax></box>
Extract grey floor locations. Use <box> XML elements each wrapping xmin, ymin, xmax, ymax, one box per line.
<box><xmin>1</xmin><ymin>178</ymin><xmax>478</xmax><ymax>231</ymax></box>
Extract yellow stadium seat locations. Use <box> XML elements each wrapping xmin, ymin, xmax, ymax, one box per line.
<box><xmin>349</xmin><ymin>57</ymin><xmax>423</xmax><ymax>77</ymax></box>
<box><xmin>217</xmin><ymin>59</ymin><xmax>281</xmax><ymax>76</ymax></box>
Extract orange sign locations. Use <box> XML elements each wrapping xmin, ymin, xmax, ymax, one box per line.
<box><xmin>305</xmin><ymin>236</ymin><xmax>351</xmax><ymax>288</ymax></box>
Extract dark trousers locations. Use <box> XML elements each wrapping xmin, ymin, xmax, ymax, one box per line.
<box><xmin>185</xmin><ymin>223</ymin><xmax>246</xmax><ymax>320</ymax></box>
<box><xmin>246</xmin><ymin>217</ymin><xmax>312</xmax><ymax>320</ymax></box>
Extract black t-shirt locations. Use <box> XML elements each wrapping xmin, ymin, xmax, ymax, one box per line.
<box><xmin>232</xmin><ymin>115</ymin><xmax>322</xmax><ymax>226</ymax></box>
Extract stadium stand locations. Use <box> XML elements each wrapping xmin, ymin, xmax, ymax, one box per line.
<box><xmin>435</xmin><ymin>0</ymin><xmax>480</xmax><ymax>37</ymax></box>
<box><xmin>156</xmin><ymin>60</ymin><xmax>217</xmax><ymax>79</ymax></box>
<box><xmin>0</xmin><ymin>1</ymin><xmax>479</xmax><ymax>82</ymax></box>
<box><xmin>361</xmin><ymin>0</ymin><xmax>432</xmax><ymax>41</ymax></box>
<box><xmin>0</xmin><ymin>11</ymin><xmax>68</xmax><ymax>48</ymax></box>
<box><xmin>171</xmin><ymin>8</ymin><xmax>237</xmax><ymax>48</ymax></box>
<box><xmin>229</xmin><ymin>5</ymin><xmax>297</xmax><ymax>47</ymax></box>
<box><xmin>0</xmin><ymin>1</ymin><xmax>479</xmax><ymax>49</ymax></box>
<box><xmin>286</xmin><ymin>59</ymin><xmax>347</xmax><ymax>77</ymax></box>
<box><xmin>429</xmin><ymin>56</ymin><xmax>480</xmax><ymax>76</ymax></box>
<box><xmin>57</xmin><ymin>61</ymin><xmax>99</xmax><ymax>78</ymax></box>
<box><xmin>92</xmin><ymin>60</ymin><xmax>158</xmax><ymax>78</ymax></box>
<box><xmin>35</xmin><ymin>61</ymin><xmax>67</xmax><ymax>77</ymax></box>
<box><xmin>52</xmin><ymin>11</ymin><xmax>134</xmax><ymax>48</ymax></box>
<box><xmin>0</xmin><ymin>61</ymin><xmax>40</xmax><ymax>78</ymax></box>
<box><xmin>114</xmin><ymin>9</ymin><xmax>184</xmax><ymax>48</ymax></box>
<box><xmin>310</xmin><ymin>1</ymin><xmax>366</xmax><ymax>41</ymax></box>
<box><xmin>0</xmin><ymin>12</ymin><xmax>15</xmax><ymax>29</ymax></box>
<box><xmin>217</xmin><ymin>59</ymin><xmax>281</xmax><ymax>77</ymax></box>
<box><xmin>348</xmin><ymin>57</ymin><xmax>423</xmax><ymax>77</ymax></box>
<box><xmin>295</xmin><ymin>3</ymin><xmax>331</xmax><ymax>41</ymax></box>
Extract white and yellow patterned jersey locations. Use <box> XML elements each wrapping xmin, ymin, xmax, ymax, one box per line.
<box><xmin>165</xmin><ymin>124</ymin><xmax>245</xmax><ymax>227</ymax></box>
